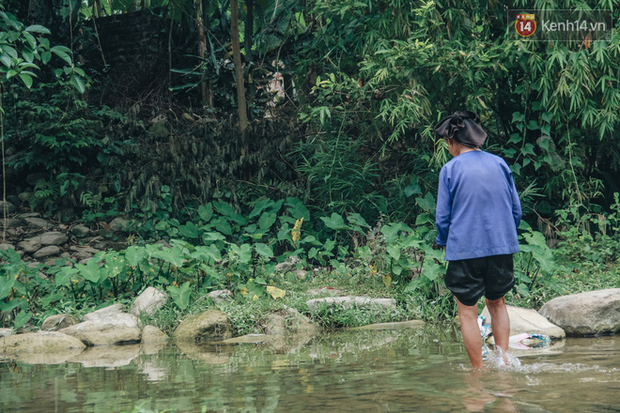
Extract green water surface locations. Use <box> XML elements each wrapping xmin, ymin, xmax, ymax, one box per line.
<box><xmin>1</xmin><ymin>327</ymin><xmax>618</xmax><ymax>412</ymax></box>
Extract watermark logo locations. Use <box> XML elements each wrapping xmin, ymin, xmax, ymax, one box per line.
<box><xmin>515</xmin><ymin>13</ymin><xmax>537</xmax><ymax>37</ymax></box>
<box><xmin>508</xmin><ymin>9</ymin><xmax>612</xmax><ymax>42</ymax></box>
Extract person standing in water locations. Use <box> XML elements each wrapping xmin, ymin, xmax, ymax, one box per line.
<box><xmin>434</xmin><ymin>111</ymin><xmax>522</xmax><ymax>368</ymax></box>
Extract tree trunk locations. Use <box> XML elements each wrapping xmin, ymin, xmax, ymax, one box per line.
<box><xmin>244</xmin><ymin>0</ymin><xmax>254</xmax><ymax>63</ymax></box>
<box><xmin>230</xmin><ymin>0</ymin><xmax>249</xmax><ymax>137</ymax></box>
<box><xmin>196</xmin><ymin>0</ymin><xmax>212</xmax><ymax>106</ymax></box>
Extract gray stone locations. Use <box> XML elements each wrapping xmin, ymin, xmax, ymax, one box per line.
<box><xmin>39</xmin><ymin>231</ymin><xmax>68</xmax><ymax>246</ymax></box>
<box><xmin>61</xmin><ymin>305</ymin><xmax>141</xmax><ymax>346</ymax></box>
<box><xmin>33</xmin><ymin>245</ymin><xmax>61</xmax><ymax>259</ymax></box>
<box><xmin>17</xmin><ymin>238</ymin><xmax>41</xmax><ymax>253</ymax></box>
<box><xmin>264</xmin><ymin>307</ymin><xmax>319</xmax><ymax>336</ymax></box>
<box><xmin>207</xmin><ymin>289</ymin><xmax>233</xmax><ymax>304</ymax></box>
<box><xmin>294</xmin><ymin>269</ymin><xmax>308</xmax><ymax>279</ymax></box>
<box><xmin>70</xmin><ymin>224</ymin><xmax>90</xmax><ymax>238</ymax></box>
<box><xmin>130</xmin><ymin>287</ymin><xmax>168</xmax><ymax>317</ymax></box>
<box><xmin>275</xmin><ymin>261</ymin><xmax>293</xmax><ymax>272</ymax></box>
<box><xmin>0</xmin><ymin>201</ymin><xmax>15</xmax><ymax>214</ymax></box>
<box><xmin>173</xmin><ymin>310</ymin><xmax>232</xmax><ymax>343</ymax></box>
<box><xmin>0</xmin><ymin>218</ymin><xmax>22</xmax><ymax>228</ymax></box>
<box><xmin>0</xmin><ymin>331</ymin><xmax>86</xmax><ymax>364</ymax></box>
<box><xmin>109</xmin><ymin>217</ymin><xmax>130</xmax><ymax>232</ymax></box>
<box><xmin>41</xmin><ymin>314</ymin><xmax>78</xmax><ymax>331</ymax></box>
<box><xmin>69</xmin><ymin>246</ymin><xmax>100</xmax><ymax>254</ymax></box>
<box><xmin>0</xmin><ymin>243</ymin><xmax>16</xmax><ymax>251</ymax></box>
<box><xmin>306</xmin><ymin>296</ymin><xmax>396</xmax><ymax>310</ymax></box>
<box><xmin>351</xmin><ymin>320</ymin><xmax>426</xmax><ymax>331</ymax></box>
<box><xmin>6</xmin><ymin>195</ymin><xmax>19</xmax><ymax>206</ymax></box>
<box><xmin>481</xmin><ymin>305</ymin><xmax>565</xmax><ymax>339</ymax></box>
<box><xmin>83</xmin><ymin>304</ymin><xmax>124</xmax><ymax>322</ymax></box>
<box><xmin>24</xmin><ymin>217</ymin><xmax>52</xmax><ymax>229</ymax></box>
<box><xmin>307</xmin><ymin>287</ymin><xmax>344</xmax><ymax>296</ymax></box>
<box><xmin>18</xmin><ymin>192</ymin><xmax>32</xmax><ymax>203</ymax></box>
<box><xmin>0</xmin><ymin>328</ymin><xmax>13</xmax><ymax>337</ymax></box>
<box><xmin>141</xmin><ymin>326</ymin><xmax>168</xmax><ymax>356</ymax></box>
<box><xmin>18</xmin><ymin>212</ymin><xmax>41</xmax><ymax>218</ymax></box>
<box><xmin>141</xmin><ymin>325</ymin><xmax>168</xmax><ymax>345</ymax></box>
<box><xmin>539</xmin><ymin>288</ymin><xmax>620</xmax><ymax>336</ymax></box>
<box><xmin>264</xmin><ymin>313</ymin><xmax>286</xmax><ymax>335</ymax></box>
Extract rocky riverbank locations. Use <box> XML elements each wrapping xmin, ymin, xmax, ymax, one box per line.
<box><xmin>2</xmin><ymin>284</ymin><xmax>619</xmax><ymax>367</ymax></box>
<box><xmin>1</xmin><ymin>200</ymin><xmax>130</xmax><ymax>265</ymax></box>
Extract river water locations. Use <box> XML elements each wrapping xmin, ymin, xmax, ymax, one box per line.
<box><xmin>1</xmin><ymin>327</ymin><xmax>618</xmax><ymax>412</ymax></box>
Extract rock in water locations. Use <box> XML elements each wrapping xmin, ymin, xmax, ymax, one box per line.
<box><xmin>0</xmin><ymin>331</ymin><xmax>86</xmax><ymax>364</ymax></box>
<box><xmin>173</xmin><ymin>310</ymin><xmax>232</xmax><ymax>343</ymax></box>
<box><xmin>481</xmin><ymin>305</ymin><xmax>565</xmax><ymax>339</ymax></box>
<box><xmin>60</xmin><ymin>305</ymin><xmax>141</xmax><ymax>346</ymax></box>
<box><xmin>539</xmin><ymin>288</ymin><xmax>620</xmax><ymax>336</ymax></box>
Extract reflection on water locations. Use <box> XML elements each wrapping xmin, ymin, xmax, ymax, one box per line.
<box><xmin>0</xmin><ymin>327</ymin><xmax>619</xmax><ymax>412</ymax></box>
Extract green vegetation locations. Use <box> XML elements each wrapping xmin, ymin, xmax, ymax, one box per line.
<box><xmin>2</xmin><ymin>1</ymin><xmax>620</xmax><ymax>332</ymax></box>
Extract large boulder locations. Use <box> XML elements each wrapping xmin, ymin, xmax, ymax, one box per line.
<box><xmin>263</xmin><ymin>307</ymin><xmax>319</xmax><ymax>336</ymax></box>
<box><xmin>539</xmin><ymin>288</ymin><xmax>620</xmax><ymax>336</ymax></box>
<box><xmin>173</xmin><ymin>310</ymin><xmax>232</xmax><ymax>343</ymax></box>
<box><xmin>60</xmin><ymin>305</ymin><xmax>141</xmax><ymax>346</ymax></box>
<box><xmin>0</xmin><ymin>331</ymin><xmax>86</xmax><ymax>364</ymax></box>
<box><xmin>481</xmin><ymin>305</ymin><xmax>565</xmax><ymax>339</ymax></box>
<box><xmin>130</xmin><ymin>287</ymin><xmax>168</xmax><ymax>317</ymax></box>
<box><xmin>306</xmin><ymin>296</ymin><xmax>396</xmax><ymax>310</ymax></box>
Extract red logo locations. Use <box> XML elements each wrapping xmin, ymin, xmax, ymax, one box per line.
<box><xmin>515</xmin><ymin>13</ymin><xmax>537</xmax><ymax>37</ymax></box>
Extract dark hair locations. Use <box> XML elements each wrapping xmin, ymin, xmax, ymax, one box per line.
<box><xmin>434</xmin><ymin>111</ymin><xmax>487</xmax><ymax>147</ymax></box>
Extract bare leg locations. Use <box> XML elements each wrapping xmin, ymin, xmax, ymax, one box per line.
<box><xmin>456</xmin><ymin>297</ymin><xmax>484</xmax><ymax>369</ymax></box>
<box><xmin>486</xmin><ymin>296</ymin><xmax>510</xmax><ymax>363</ymax></box>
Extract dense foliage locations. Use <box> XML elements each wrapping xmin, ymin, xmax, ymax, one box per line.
<box><xmin>2</xmin><ymin>1</ymin><xmax>620</xmax><ymax>331</ymax></box>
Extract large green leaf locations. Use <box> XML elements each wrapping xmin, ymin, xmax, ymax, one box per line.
<box><xmin>258</xmin><ymin>211</ymin><xmax>277</xmax><ymax>230</ymax></box>
<box><xmin>125</xmin><ymin>246</ymin><xmax>147</xmax><ymax>267</ymax></box>
<box><xmin>25</xmin><ymin>24</ymin><xmax>51</xmax><ymax>34</ymax></box>
<box><xmin>285</xmin><ymin>197</ymin><xmax>310</xmax><ymax>220</ymax></box>
<box><xmin>13</xmin><ymin>311</ymin><xmax>33</xmax><ymax>329</ymax></box>
<box><xmin>197</xmin><ymin>203</ymin><xmax>213</xmax><ymax>222</ymax></box>
<box><xmin>0</xmin><ymin>275</ymin><xmax>16</xmax><ymax>300</ymax></box>
<box><xmin>178</xmin><ymin>222</ymin><xmax>200</xmax><ymax>239</ymax></box>
<box><xmin>168</xmin><ymin>281</ymin><xmax>191</xmax><ymax>310</ymax></box>
<box><xmin>75</xmin><ymin>260</ymin><xmax>103</xmax><ymax>284</ymax></box>
<box><xmin>152</xmin><ymin>247</ymin><xmax>185</xmax><ymax>268</ymax></box>
<box><xmin>320</xmin><ymin>213</ymin><xmax>349</xmax><ymax>230</ymax></box>
<box><xmin>249</xmin><ymin>198</ymin><xmax>272</xmax><ymax>218</ymax></box>
<box><xmin>55</xmin><ymin>266</ymin><xmax>79</xmax><ymax>287</ymax></box>
<box><xmin>254</xmin><ymin>243</ymin><xmax>274</xmax><ymax>258</ymax></box>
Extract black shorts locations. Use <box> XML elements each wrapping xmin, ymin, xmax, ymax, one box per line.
<box><xmin>444</xmin><ymin>254</ymin><xmax>515</xmax><ymax>307</ymax></box>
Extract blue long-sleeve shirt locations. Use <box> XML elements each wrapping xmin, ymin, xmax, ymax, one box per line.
<box><xmin>435</xmin><ymin>150</ymin><xmax>522</xmax><ymax>261</ymax></box>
